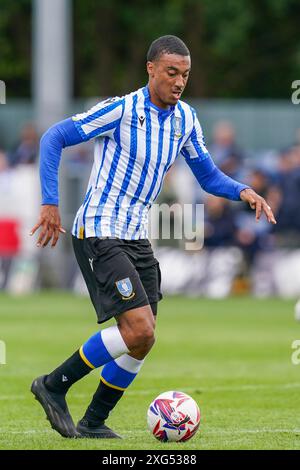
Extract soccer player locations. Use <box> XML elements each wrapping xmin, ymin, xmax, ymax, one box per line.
<box><xmin>30</xmin><ymin>35</ymin><xmax>276</xmax><ymax>439</ymax></box>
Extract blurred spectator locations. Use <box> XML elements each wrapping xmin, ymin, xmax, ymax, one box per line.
<box><xmin>0</xmin><ymin>150</ymin><xmax>19</xmax><ymax>289</ymax></box>
<box><xmin>209</xmin><ymin>121</ymin><xmax>244</xmax><ymax>179</ymax></box>
<box><xmin>66</xmin><ymin>143</ymin><xmax>93</xmax><ymax>168</ymax></box>
<box><xmin>273</xmin><ymin>145</ymin><xmax>300</xmax><ymax>241</ymax></box>
<box><xmin>9</xmin><ymin>123</ymin><xmax>39</xmax><ymax>167</ymax></box>
<box><xmin>243</xmin><ymin>168</ymin><xmax>271</xmax><ymax>210</ymax></box>
<box><xmin>0</xmin><ymin>149</ymin><xmax>12</xmax><ymax>191</ymax></box>
<box><xmin>0</xmin><ymin>149</ymin><xmax>9</xmax><ymax>173</ymax></box>
<box><xmin>204</xmin><ymin>195</ymin><xmax>236</xmax><ymax>247</ymax></box>
<box><xmin>0</xmin><ymin>146</ymin><xmax>39</xmax><ymax>292</ymax></box>
<box><xmin>219</xmin><ymin>151</ymin><xmax>243</xmax><ymax>180</ymax></box>
<box><xmin>234</xmin><ymin>168</ymin><xmax>277</xmax><ymax>263</ymax></box>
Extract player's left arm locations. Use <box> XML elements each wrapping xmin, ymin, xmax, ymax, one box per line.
<box><xmin>181</xmin><ymin>112</ymin><xmax>276</xmax><ymax>224</ymax></box>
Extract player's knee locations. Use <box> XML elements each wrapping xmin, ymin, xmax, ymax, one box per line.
<box><xmin>118</xmin><ymin>305</ymin><xmax>156</xmax><ymax>352</ymax></box>
<box><xmin>139</xmin><ymin>326</ymin><xmax>156</xmax><ymax>350</ymax></box>
<box><xmin>134</xmin><ymin>324</ymin><xmax>155</xmax><ymax>349</ymax></box>
<box><xmin>122</xmin><ymin>323</ymin><xmax>155</xmax><ymax>352</ymax></box>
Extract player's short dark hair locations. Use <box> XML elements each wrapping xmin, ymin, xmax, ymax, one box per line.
<box><xmin>147</xmin><ymin>35</ymin><xmax>190</xmax><ymax>62</ymax></box>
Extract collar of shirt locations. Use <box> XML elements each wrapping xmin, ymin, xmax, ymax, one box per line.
<box><xmin>143</xmin><ymin>86</ymin><xmax>175</xmax><ymax>117</ymax></box>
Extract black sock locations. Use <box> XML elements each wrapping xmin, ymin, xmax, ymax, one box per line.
<box><xmin>45</xmin><ymin>350</ymin><xmax>92</xmax><ymax>394</ymax></box>
<box><xmin>82</xmin><ymin>380</ymin><xmax>124</xmax><ymax>426</ymax></box>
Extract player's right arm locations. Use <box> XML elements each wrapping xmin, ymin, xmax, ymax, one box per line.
<box><xmin>181</xmin><ymin>109</ymin><xmax>276</xmax><ymax>224</ymax></box>
<box><xmin>30</xmin><ymin>97</ymin><xmax>124</xmax><ymax>247</ymax></box>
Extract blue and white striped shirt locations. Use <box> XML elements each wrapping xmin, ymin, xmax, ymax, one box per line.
<box><xmin>39</xmin><ymin>85</ymin><xmax>248</xmax><ymax>239</ymax></box>
<box><xmin>71</xmin><ymin>86</ymin><xmax>210</xmax><ymax>239</ymax></box>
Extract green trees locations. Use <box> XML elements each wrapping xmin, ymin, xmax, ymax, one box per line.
<box><xmin>1</xmin><ymin>0</ymin><xmax>299</xmax><ymax>98</ymax></box>
<box><xmin>0</xmin><ymin>0</ymin><xmax>31</xmax><ymax>97</ymax></box>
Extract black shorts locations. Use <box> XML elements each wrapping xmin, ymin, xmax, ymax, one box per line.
<box><xmin>72</xmin><ymin>236</ymin><xmax>162</xmax><ymax>324</ymax></box>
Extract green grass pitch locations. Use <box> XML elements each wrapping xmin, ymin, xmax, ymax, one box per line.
<box><xmin>0</xmin><ymin>292</ymin><xmax>300</xmax><ymax>450</ymax></box>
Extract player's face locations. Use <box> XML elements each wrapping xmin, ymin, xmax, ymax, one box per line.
<box><xmin>147</xmin><ymin>53</ymin><xmax>191</xmax><ymax>109</ymax></box>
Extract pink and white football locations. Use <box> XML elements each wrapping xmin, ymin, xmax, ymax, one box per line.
<box><xmin>147</xmin><ymin>391</ymin><xmax>201</xmax><ymax>442</ymax></box>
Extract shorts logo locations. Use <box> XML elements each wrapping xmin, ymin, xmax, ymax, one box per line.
<box><xmin>116</xmin><ymin>277</ymin><xmax>135</xmax><ymax>300</ymax></box>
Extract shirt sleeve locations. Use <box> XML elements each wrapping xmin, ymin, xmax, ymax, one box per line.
<box><xmin>180</xmin><ymin>111</ymin><xmax>210</xmax><ymax>163</ymax></box>
<box><xmin>71</xmin><ymin>97</ymin><xmax>124</xmax><ymax>141</ymax></box>
<box><xmin>181</xmin><ymin>111</ymin><xmax>249</xmax><ymax>201</ymax></box>
<box><xmin>40</xmin><ymin>97</ymin><xmax>124</xmax><ymax>206</ymax></box>
<box><xmin>40</xmin><ymin>118</ymin><xmax>83</xmax><ymax>205</ymax></box>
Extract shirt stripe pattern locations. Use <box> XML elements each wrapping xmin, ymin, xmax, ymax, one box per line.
<box><xmin>72</xmin><ymin>86</ymin><xmax>210</xmax><ymax>240</ymax></box>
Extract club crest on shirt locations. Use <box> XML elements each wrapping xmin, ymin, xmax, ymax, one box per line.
<box><xmin>116</xmin><ymin>277</ymin><xmax>135</xmax><ymax>300</ymax></box>
<box><xmin>172</xmin><ymin>116</ymin><xmax>182</xmax><ymax>138</ymax></box>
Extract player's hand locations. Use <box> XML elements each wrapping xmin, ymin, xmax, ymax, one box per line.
<box><xmin>30</xmin><ymin>205</ymin><xmax>66</xmax><ymax>248</ymax></box>
<box><xmin>240</xmin><ymin>188</ymin><xmax>277</xmax><ymax>224</ymax></box>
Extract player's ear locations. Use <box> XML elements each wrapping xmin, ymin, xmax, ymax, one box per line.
<box><xmin>147</xmin><ymin>61</ymin><xmax>155</xmax><ymax>78</ymax></box>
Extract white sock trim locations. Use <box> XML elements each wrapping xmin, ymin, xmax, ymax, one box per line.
<box><xmin>101</xmin><ymin>325</ymin><xmax>129</xmax><ymax>358</ymax></box>
<box><xmin>115</xmin><ymin>354</ymin><xmax>144</xmax><ymax>374</ymax></box>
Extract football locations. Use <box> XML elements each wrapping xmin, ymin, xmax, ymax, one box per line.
<box><xmin>147</xmin><ymin>391</ymin><xmax>200</xmax><ymax>442</ymax></box>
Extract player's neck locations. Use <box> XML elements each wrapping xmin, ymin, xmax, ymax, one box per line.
<box><xmin>146</xmin><ymin>84</ymin><xmax>170</xmax><ymax>111</ymax></box>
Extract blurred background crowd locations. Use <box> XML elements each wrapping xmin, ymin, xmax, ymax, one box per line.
<box><xmin>1</xmin><ymin>0</ymin><xmax>300</xmax><ymax>297</ymax></box>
